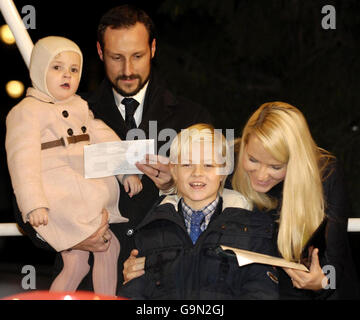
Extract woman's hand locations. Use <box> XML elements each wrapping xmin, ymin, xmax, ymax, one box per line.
<box><xmin>135</xmin><ymin>154</ymin><xmax>174</xmax><ymax>191</ymax></box>
<box><xmin>283</xmin><ymin>248</ymin><xmax>328</xmax><ymax>291</ymax></box>
<box><xmin>123</xmin><ymin>249</ymin><xmax>145</xmax><ymax>284</ymax></box>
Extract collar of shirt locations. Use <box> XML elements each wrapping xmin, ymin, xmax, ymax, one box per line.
<box><xmin>112</xmin><ymin>81</ymin><xmax>149</xmax><ymax>127</ymax></box>
<box><xmin>181</xmin><ymin>196</ymin><xmax>220</xmax><ymax>235</ymax></box>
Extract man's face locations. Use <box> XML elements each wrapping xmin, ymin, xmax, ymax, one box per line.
<box><xmin>97</xmin><ymin>22</ymin><xmax>156</xmax><ymax>97</ymax></box>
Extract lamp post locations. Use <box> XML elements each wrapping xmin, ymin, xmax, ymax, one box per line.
<box><xmin>0</xmin><ymin>0</ymin><xmax>33</xmax><ymax>68</ymax></box>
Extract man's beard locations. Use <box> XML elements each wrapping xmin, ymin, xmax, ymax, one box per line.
<box><xmin>112</xmin><ymin>72</ymin><xmax>150</xmax><ymax>97</ymax></box>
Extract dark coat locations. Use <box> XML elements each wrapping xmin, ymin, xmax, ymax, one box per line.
<box><xmin>120</xmin><ymin>189</ymin><xmax>279</xmax><ymax>300</ymax></box>
<box><xmin>270</xmin><ymin>160</ymin><xmax>360</xmax><ymax>300</ymax></box>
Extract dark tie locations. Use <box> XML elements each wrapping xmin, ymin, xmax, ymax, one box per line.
<box><xmin>122</xmin><ymin>98</ymin><xmax>139</xmax><ymax>130</ymax></box>
<box><xmin>189</xmin><ymin>210</ymin><xmax>205</xmax><ymax>244</ymax></box>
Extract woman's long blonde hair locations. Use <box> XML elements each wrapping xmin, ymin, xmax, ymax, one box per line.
<box><xmin>232</xmin><ymin>102</ymin><xmax>333</xmax><ymax>261</ymax></box>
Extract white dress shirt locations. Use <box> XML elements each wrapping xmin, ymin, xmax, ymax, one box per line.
<box><xmin>112</xmin><ymin>81</ymin><xmax>149</xmax><ymax>127</ymax></box>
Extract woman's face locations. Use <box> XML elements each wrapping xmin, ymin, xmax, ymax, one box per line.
<box><xmin>243</xmin><ymin>134</ymin><xmax>287</xmax><ymax>193</ymax></box>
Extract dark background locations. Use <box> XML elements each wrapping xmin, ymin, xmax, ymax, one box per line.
<box><xmin>0</xmin><ymin>0</ymin><xmax>359</xmax><ymax>289</ymax></box>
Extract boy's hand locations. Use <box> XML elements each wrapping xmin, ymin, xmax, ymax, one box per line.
<box><xmin>123</xmin><ymin>175</ymin><xmax>143</xmax><ymax>198</ymax></box>
<box><xmin>28</xmin><ymin>208</ymin><xmax>48</xmax><ymax>227</ymax></box>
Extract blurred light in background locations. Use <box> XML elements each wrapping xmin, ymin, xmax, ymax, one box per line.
<box><xmin>6</xmin><ymin>80</ymin><xmax>24</xmax><ymax>98</ymax></box>
<box><xmin>0</xmin><ymin>24</ymin><xmax>15</xmax><ymax>45</ymax></box>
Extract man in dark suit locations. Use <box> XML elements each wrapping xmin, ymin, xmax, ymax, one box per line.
<box><xmin>74</xmin><ymin>4</ymin><xmax>212</xmax><ymax>288</ymax></box>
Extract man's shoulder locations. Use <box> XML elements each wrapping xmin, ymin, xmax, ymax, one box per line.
<box><xmin>163</xmin><ymin>90</ymin><xmax>213</xmax><ymax>125</ymax></box>
<box><xmin>172</xmin><ymin>93</ymin><xmax>204</xmax><ymax>111</ymax></box>
<box><xmin>79</xmin><ymin>79</ymin><xmax>112</xmax><ymax>108</ymax></box>
<box><xmin>152</xmin><ymin>78</ymin><xmax>204</xmax><ymax>110</ymax></box>
<box><xmin>148</xmin><ymin>71</ymin><xmax>212</xmax><ymax>122</ymax></box>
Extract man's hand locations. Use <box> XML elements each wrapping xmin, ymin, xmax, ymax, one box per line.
<box><xmin>135</xmin><ymin>154</ymin><xmax>174</xmax><ymax>191</ymax></box>
<box><xmin>123</xmin><ymin>249</ymin><xmax>145</xmax><ymax>284</ymax></box>
<box><xmin>71</xmin><ymin>209</ymin><xmax>111</xmax><ymax>252</ymax></box>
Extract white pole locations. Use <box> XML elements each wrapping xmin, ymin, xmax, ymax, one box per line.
<box><xmin>0</xmin><ymin>0</ymin><xmax>33</xmax><ymax>68</ymax></box>
<box><xmin>0</xmin><ymin>219</ymin><xmax>358</xmax><ymax>236</ymax></box>
<box><xmin>0</xmin><ymin>223</ymin><xmax>23</xmax><ymax>236</ymax></box>
<box><xmin>348</xmin><ymin>218</ymin><xmax>360</xmax><ymax>233</ymax></box>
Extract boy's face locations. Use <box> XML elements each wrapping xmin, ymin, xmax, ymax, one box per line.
<box><xmin>46</xmin><ymin>51</ymin><xmax>81</xmax><ymax>101</ymax></box>
<box><xmin>170</xmin><ymin>142</ymin><xmax>225</xmax><ymax>210</ymax></box>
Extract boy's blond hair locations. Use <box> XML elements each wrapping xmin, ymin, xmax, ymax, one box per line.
<box><xmin>169</xmin><ymin>123</ymin><xmax>233</xmax><ymax>194</ymax></box>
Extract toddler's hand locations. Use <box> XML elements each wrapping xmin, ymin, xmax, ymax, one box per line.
<box><xmin>28</xmin><ymin>208</ymin><xmax>48</xmax><ymax>227</ymax></box>
<box><xmin>123</xmin><ymin>175</ymin><xmax>143</xmax><ymax>198</ymax></box>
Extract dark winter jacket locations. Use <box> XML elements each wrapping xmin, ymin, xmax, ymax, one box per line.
<box><xmin>120</xmin><ymin>189</ymin><xmax>279</xmax><ymax>300</ymax></box>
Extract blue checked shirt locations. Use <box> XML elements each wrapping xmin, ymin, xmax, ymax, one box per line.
<box><xmin>181</xmin><ymin>196</ymin><xmax>220</xmax><ymax>236</ymax></box>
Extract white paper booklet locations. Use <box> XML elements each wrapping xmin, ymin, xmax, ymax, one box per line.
<box><xmin>220</xmin><ymin>245</ymin><xmax>309</xmax><ymax>272</ymax></box>
<box><xmin>84</xmin><ymin>139</ymin><xmax>155</xmax><ymax>178</ymax></box>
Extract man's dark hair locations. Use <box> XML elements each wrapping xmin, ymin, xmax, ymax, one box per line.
<box><xmin>97</xmin><ymin>4</ymin><xmax>156</xmax><ymax>49</ymax></box>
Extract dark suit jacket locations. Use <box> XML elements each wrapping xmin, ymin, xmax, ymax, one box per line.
<box><xmin>269</xmin><ymin>160</ymin><xmax>360</xmax><ymax>300</ymax></box>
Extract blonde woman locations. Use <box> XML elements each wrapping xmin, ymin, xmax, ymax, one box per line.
<box><xmin>233</xmin><ymin>101</ymin><xmax>359</xmax><ymax>299</ymax></box>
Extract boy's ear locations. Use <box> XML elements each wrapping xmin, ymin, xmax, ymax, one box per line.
<box><xmin>219</xmin><ymin>175</ymin><xmax>227</xmax><ymax>186</ymax></box>
<box><xmin>169</xmin><ymin>163</ymin><xmax>177</xmax><ymax>181</ymax></box>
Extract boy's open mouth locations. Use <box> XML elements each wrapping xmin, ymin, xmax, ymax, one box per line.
<box><xmin>189</xmin><ymin>182</ymin><xmax>206</xmax><ymax>189</ymax></box>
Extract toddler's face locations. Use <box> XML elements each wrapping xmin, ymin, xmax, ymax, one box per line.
<box><xmin>46</xmin><ymin>51</ymin><xmax>81</xmax><ymax>101</ymax></box>
<box><xmin>170</xmin><ymin>141</ymin><xmax>225</xmax><ymax>210</ymax></box>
